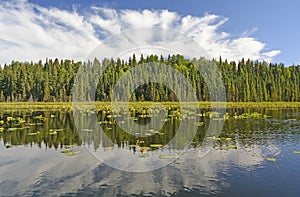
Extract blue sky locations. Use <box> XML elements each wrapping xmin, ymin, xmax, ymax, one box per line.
<box><xmin>1</xmin><ymin>0</ymin><xmax>299</xmax><ymax>65</ymax></box>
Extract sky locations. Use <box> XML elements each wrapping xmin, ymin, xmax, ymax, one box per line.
<box><xmin>0</xmin><ymin>0</ymin><xmax>299</xmax><ymax>65</ymax></box>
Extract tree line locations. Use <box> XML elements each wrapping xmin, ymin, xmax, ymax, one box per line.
<box><xmin>0</xmin><ymin>54</ymin><xmax>299</xmax><ymax>102</ymax></box>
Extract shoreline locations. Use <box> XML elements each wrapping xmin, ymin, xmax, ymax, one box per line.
<box><xmin>0</xmin><ymin>102</ymin><xmax>299</xmax><ymax>109</ymax></box>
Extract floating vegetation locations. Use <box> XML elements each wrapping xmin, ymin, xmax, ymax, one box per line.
<box><xmin>27</xmin><ymin>131</ymin><xmax>41</xmax><ymax>136</ymax></box>
<box><xmin>195</xmin><ymin>122</ymin><xmax>204</xmax><ymax>126</ymax></box>
<box><xmin>49</xmin><ymin>129</ymin><xmax>63</xmax><ymax>133</ymax></box>
<box><xmin>6</xmin><ymin>117</ymin><xmax>16</xmax><ymax>122</ymax></box>
<box><xmin>219</xmin><ymin>145</ymin><xmax>238</xmax><ymax>150</ymax></box>
<box><xmin>266</xmin><ymin>157</ymin><xmax>277</xmax><ymax>162</ymax></box>
<box><xmin>139</xmin><ymin>147</ymin><xmax>150</xmax><ymax>153</ymax></box>
<box><xmin>0</xmin><ymin>102</ymin><xmax>299</xmax><ymax>159</ymax></box>
<box><xmin>150</xmin><ymin>144</ymin><xmax>163</xmax><ymax>148</ymax></box>
<box><xmin>0</xmin><ymin>110</ymin><xmax>83</xmax><ymax>149</ymax></box>
<box><xmin>140</xmin><ymin>114</ymin><xmax>151</xmax><ymax>118</ymax></box>
<box><xmin>136</xmin><ymin>140</ymin><xmax>144</xmax><ymax>145</ymax></box>
<box><xmin>223</xmin><ymin>113</ymin><xmax>230</xmax><ymax>120</ymax></box>
<box><xmin>107</xmin><ymin>114</ymin><xmax>118</xmax><ymax>118</ymax></box>
<box><xmin>216</xmin><ymin>137</ymin><xmax>232</xmax><ymax>141</ymax></box>
<box><xmin>206</xmin><ymin>112</ymin><xmax>221</xmax><ymax>118</ymax></box>
<box><xmin>65</xmin><ymin>144</ymin><xmax>78</xmax><ymax>149</ymax></box>
<box><xmin>7</xmin><ymin>127</ymin><xmax>21</xmax><ymax>131</ymax></box>
<box><xmin>98</xmin><ymin>120</ymin><xmax>115</xmax><ymax>125</ymax></box>
<box><xmin>16</xmin><ymin>117</ymin><xmax>26</xmax><ymax>124</ymax></box>
<box><xmin>293</xmin><ymin>150</ymin><xmax>300</xmax><ymax>154</ymax></box>
<box><xmin>25</xmin><ymin>123</ymin><xmax>35</xmax><ymax>126</ymax></box>
<box><xmin>33</xmin><ymin>115</ymin><xmax>45</xmax><ymax>120</ymax></box>
<box><xmin>206</xmin><ymin>136</ymin><xmax>232</xmax><ymax>141</ymax></box>
<box><xmin>61</xmin><ymin>149</ymin><xmax>80</xmax><ymax>156</ymax></box>
<box><xmin>25</xmin><ymin>122</ymin><xmax>43</xmax><ymax>126</ymax></box>
<box><xmin>49</xmin><ymin>131</ymin><xmax>57</xmax><ymax>135</ymax></box>
<box><xmin>234</xmin><ymin>112</ymin><xmax>264</xmax><ymax>119</ymax></box>
<box><xmin>159</xmin><ymin>155</ymin><xmax>175</xmax><ymax>159</ymax></box>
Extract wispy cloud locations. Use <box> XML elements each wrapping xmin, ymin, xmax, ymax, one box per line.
<box><xmin>0</xmin><ymin>0</ymin><xmax>280</xmax><ymax>65</ymax></box>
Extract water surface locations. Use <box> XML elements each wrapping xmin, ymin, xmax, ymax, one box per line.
<box><xmin>0</xmin><ymin>107</ymin><xmax>299</xmax><ymax>196</ymax></box>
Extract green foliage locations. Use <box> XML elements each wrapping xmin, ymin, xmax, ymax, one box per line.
<box><xmin>0</xmin><ymin>55</ymin><xmax>299</xmax><ymax>102</ymax></box>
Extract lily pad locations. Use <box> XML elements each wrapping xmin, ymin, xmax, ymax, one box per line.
<box><xmin>195</xmin><ymin>122</ymin><xmax>204</xmax><ymax>126</ymax></box>
<box><xmin>207</xmin><ymin>136</ymin><xmax>216</xmax><ymax>140</ymax></box>
<box><xmin>159</xmin><ymin>155</ymin><xmax>175</xmax><ymax>159</ymax></box>
<box><xmin>266</xmin><ymin>157</ymin><xmax>277</xmax><ymax>162</ymax></box>
<box><xmin>49</xmin><ymin>129</ymin><xmax>63</xmax><ymax>132</ymax></box>
<box><xmin>65</xmin><ymin>144</ymin><xmax>77</xmax><ymax>149</ymax></box>
<box><xmin>216</xmin><ymin>137</ymin><xmax>232</xmax><ymax>141</ymax></box>
<box><xmin>293</xmin><ymin>150</ymin><xmax>300</xmax><ymax>154</ymax></box>
<box><xmin>33</xmin><ymin>115</ymin><xmax>45</xmax><ymax>120</ymax></box>
<box><xmin>150</xmin><ymin>144</ymin><xmax>163</xmax><ymax>148</ymax></box>
<box><xmin>61</xmin><ymin>149</ymin><xmax>80</xmax><ymax>156</ymax></box>
<box><xmin>7</xmin><ymin>128</ymin><xmax>19</xmax><ymax>131</ymax></box>
<box><xmin>17</xmin><ymin>118</ymin><xmax>26</xmax><ymax>123</ymax></box>
<box><xmin>28</xmin><ymin>131</ymin><xmax>41</xmax><ymax>136</ymax></box>
<box><xmin>219</xmin><ymin>145</ymin><xmax>238</xmax><ymax>150</ymax></box>
<box><xmin>140</xmin><ymin>147</ymin><xmax>150</xmax><ymax>153</ymax></box>
<box><xmin>25</xmin><ymin>123</ymin><xmax>35</xmax><ymax>126</ymax></box>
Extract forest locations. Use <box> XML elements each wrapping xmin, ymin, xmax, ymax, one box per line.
<box><xmin>0</xmin><ymin>54</ymin><xmax>299</xmax><ymax>102</ymax></box>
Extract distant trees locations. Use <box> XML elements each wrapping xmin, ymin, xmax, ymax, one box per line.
<box><xmin>0</xmin><ymin>55</ymin><xmax>299</xmax><ymax>102</ymax></box>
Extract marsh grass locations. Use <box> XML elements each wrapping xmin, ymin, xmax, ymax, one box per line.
<box><xmin>0</xmin><ymin>102</ymin><xmax>299</xmax><ymax>110</ymax></box>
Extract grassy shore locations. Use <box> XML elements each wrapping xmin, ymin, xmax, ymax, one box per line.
<box><xmin>0</xmin><ymin>102</ymin><xmax>299</xmax><ymax>110</ymax></box>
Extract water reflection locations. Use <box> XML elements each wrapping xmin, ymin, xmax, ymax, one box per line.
<box><xmin>0</xmin><ymin>107</ymin><xmax>299</xmax><ymax>196</ymax></box>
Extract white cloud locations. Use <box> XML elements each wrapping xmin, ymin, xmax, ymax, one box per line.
<box><xmin>0</xmin><ymin>0</ymin><xmax>280</xmax><ymax>65</ymax></box>
<box><xmin>0</xmin><ymin>0</ymin><xmax>99</xmax><ymax>65</ymax></box>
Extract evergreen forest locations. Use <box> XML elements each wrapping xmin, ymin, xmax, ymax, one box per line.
<box><xmin>0</xmin><ymin>54</ymin><xmax>299</xmax><ymax>102</ymax></box>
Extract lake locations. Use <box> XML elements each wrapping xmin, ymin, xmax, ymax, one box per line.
<box><xmin>0</xmin><ymin>105</ymin><xmax>300</xmax><ymax>196</ymax></box>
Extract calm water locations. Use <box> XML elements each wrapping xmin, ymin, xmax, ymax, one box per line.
<box><xmin>0</xmin><ymin>106</ymin><xmax>300</xmax><ymax>196</ymax></box>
